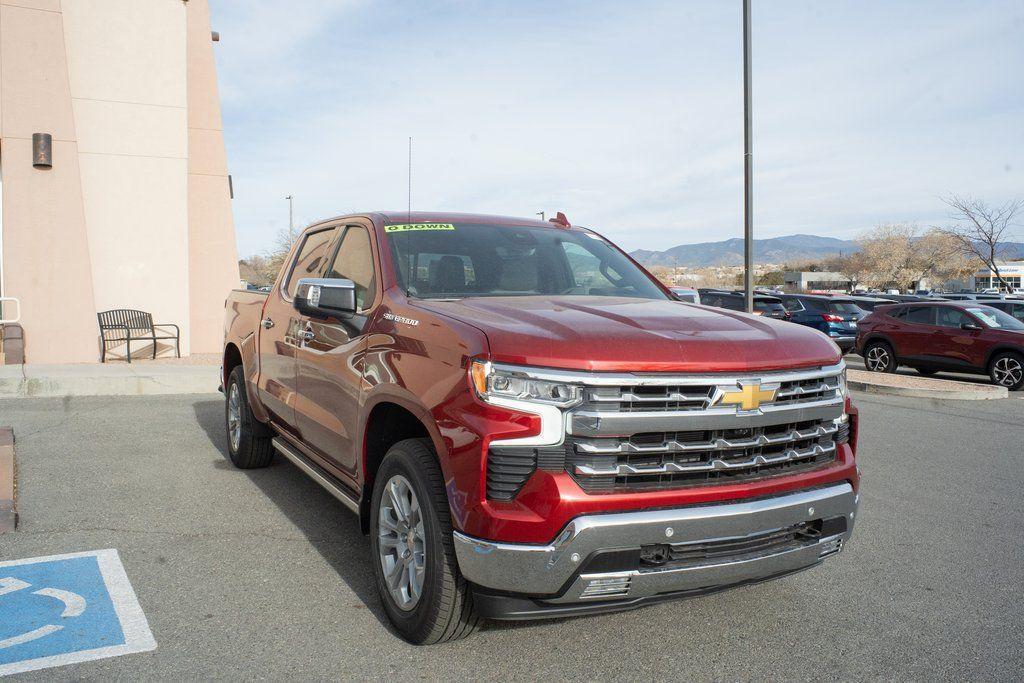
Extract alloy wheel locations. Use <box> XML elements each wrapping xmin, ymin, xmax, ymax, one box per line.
<box><xmin>993</xmin><ymin>357</ymin><xmax>1023</xmax><ymax>387</ymax></box>
<box><xmin>377</xmin><ymin>474</ymin><xmax>426</xmax><ymax>611</ymax></box>
<box><xmin>227</xmin><ymin>383</ymin><xmax>242</xmax><ymax>452</ymax></box>
<box><xmin>865</xmin><ymin>345</ymin><xmax>889</xmax><ymax>372</ymax></box>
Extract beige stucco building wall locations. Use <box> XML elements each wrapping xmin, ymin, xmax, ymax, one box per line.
<box><xmin>0</xmin><ymin>0</ymin><xmax>238</xmax><ymax>364</ymax></box>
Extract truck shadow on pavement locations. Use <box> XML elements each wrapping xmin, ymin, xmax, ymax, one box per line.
<box><xmin>191</xmin><ymin>400</ymin><xmax>398</xmax><ymax>635</ymax></box>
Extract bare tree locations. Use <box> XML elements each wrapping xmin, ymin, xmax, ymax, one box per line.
<box><xmin>938</xmin><ymin>195</ymin><xmax>1023</xmax><ymax>291</ymax></box>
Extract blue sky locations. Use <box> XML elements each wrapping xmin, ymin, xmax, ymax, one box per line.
<box><xmin>210</xmin><ymin>0</ymin><xmax>1024</xmax><ymax>257</ymax></box>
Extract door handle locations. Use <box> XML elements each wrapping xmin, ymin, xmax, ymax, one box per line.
<box><xmin>261</xmin><ymin>317</ymin><xmax>274</xmax><ymax>329</ymax></box>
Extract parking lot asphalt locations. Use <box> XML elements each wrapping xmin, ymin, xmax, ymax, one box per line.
<box><xmin>1</xmin><ymin>392</ymin><xmax>1022</xmax><ymax>681</ymax></box>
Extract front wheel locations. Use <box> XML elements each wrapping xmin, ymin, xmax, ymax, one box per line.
<box><xmin>989</xmin><ymin>351</ymin><xmax>1024</xmax><ymax>391</ymax></box>
<box><xmin>370</xmin><ymin>439</ymin><xmax>480</xmax><ymax>644</ymax></box>
<box><xmin>864</xmin><ymin>340</ymin><xmax>898</xmax><ymax>374</ymax></box>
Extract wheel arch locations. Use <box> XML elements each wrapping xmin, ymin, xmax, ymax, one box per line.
<box><xmin>984</xmin><ymin>345</ymin><xmax>1024</xmax><ymax>369</ymax></box>
<box><xmin>360</xmin><ymin>396</ymin><xmax>449</xmax><ymax>534</ymax></box>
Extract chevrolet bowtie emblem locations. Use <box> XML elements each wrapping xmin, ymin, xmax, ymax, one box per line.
<box><xmin>716</xmin><ymin>383</ymin><xmax>777</xmax><ymax>411</ymax></box>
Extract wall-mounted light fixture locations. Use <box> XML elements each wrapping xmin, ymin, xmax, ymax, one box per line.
<box><xmin>32</xmin><ymin>133</ymin><xmax>52</xmax><ymax>168</ymax></box>
<box><xmin>211</xmin><ymin>31</ymin><xmax>220</xmax><ymax>41</ymax></box>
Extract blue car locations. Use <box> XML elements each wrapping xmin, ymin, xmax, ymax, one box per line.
<box><xmin>777</xmin><ymin>294</ymin><xmax>867</xmax><ymax>353</ymax></box>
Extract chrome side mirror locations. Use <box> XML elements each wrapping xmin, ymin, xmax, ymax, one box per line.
<box><xmin>294</xmin><ymin>278</ymin><xmax>356</xmax><ymax>318</ymax></box>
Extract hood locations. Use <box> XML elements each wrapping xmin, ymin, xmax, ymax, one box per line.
<box><xmin>412</xmin><ymin>296</ymin><xmax>842</xmax><ymax>372</ymax></box>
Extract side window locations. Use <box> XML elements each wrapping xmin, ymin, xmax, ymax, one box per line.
<box><xmin>724</xmin><ymin>297</ymin><xmax>744</xmax><ymax>311</ymax></box>
<box><xmin>1012</xmin><ymin>304</ymin><xmax>1024</xmax><ymax>322</ymax></box>
<box><xmin>286</xmin><ymin>228</ymin><xmax>337</xmax><ymax>298</ymax></box>
<box><xmin>903</xmin><ymin>306</ymin><xmax>934</xmax><ymax>325</ymax></box>
<box><xmin>935</xmin><ymin>307</ymin><xmax>971</xmax><ymax>328</ymax></box>
<box><xmin>325</xmin><ymin>226</ymin><xmax>376</xmax><ymax>311</ymax></box>
<box><xmin>890</xmin><ymin>307</ymin><xmax>907</xmax><ymax>319</ymax></box>
<box><xmin>782</xmin><ymin>298</ymin><xmax>803</xmax><ymax>312</ymax></box>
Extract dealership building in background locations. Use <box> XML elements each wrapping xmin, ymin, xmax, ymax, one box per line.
<box><xmin>0</xmin><ymin>0</ymin><xmax>238</xmax><ymax>364</ymax></box>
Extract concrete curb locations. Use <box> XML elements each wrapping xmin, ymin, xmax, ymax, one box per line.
<box><xmin>0</xmin><ymin>365</ymin><xmax>220</xmax><ymax>398</ymax></box>
<box><xmin>0</xmin><ymin>427</ymin><xmax>16</xmax><ymax>533</ymax></box>
<box><xmin>848</xmin><ymin>378</ymin><xmax>1008</xmax><ymax>401</ymax></box>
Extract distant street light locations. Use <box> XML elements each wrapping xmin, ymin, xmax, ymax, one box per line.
<box><xmin>742</xmin><ymin>0</ymin><xmax>754</xmax><ymax>313</ymax></box>
<box><xmin>285</xmin><ymin>195</ymin><xmax>294</xmax><ymax>234</ymax></box>
<box><xmin>536</xmin><ymin>211</ymin><xmax>546</xmax><ymax>221</ymax></box>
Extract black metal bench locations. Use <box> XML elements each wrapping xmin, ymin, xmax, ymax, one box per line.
<box><xmin>97</xmin><ymin>309</ymin><xmax>180</xmax><ymax>363</ymax></box>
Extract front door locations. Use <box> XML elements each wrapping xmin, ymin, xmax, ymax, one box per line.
<box><xmin>256</xmin><ymin>226</ymin><xmax>339</xmax><ymax>428</ymax></box>
<box><xmin>294</xmin><ymin>223</ymin><xmax>379</xmax><ymax>480</ymax></box>
<box><xmin>931</xmin><ymin>306</ymin><xmax>979</xmax><ymax>367</ymax></box>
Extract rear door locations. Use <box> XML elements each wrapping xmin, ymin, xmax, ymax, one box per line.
<box><xmin>294</xmin><ymin>222</ymin><xmax>379</xmax><ymax>480</ymax></box>
<box><xmin>257</xmin><ymin>226</ymin><xmax>339</xmax><ymax>428</ymax></box>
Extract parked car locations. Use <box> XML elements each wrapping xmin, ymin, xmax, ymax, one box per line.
<box><xmin>856</xmin><ymin>301</ymin><xmax>1024</xmax><ymax>390</ymax></box>
<box><xmin>222</xmin><ymin>212</ymin><xmax>859</xmax><ymax>643</ymax></box>
<box><xmin>777</xmin><ymin>294</ymin><xmax>866</xmax><ymax>352</ymax></box>
<box><xmin>698</xmin><ymin>289</ymin><xmax>788</xmax><ymax>319</ymax></box>
<box><xmin>668</xmin><ymin>286</ymin><xmax>700</xmax><ymax>304</ymax></box>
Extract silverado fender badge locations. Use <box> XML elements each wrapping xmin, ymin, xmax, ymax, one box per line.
<box><xmin>382</xmin><ymin>312</ymin><xmax>420</xmax><ymax>326</ymax></box>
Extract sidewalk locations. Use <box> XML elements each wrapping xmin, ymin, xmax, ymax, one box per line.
<box><xmin>847</xmin><ymin>368</ymin><xmax>1008</xmax><ymax>400</ymax></box>
<box><xmin>0</xmin><ymin>362</ymin><xmax>220</xmax><ymax>398</ymax></box>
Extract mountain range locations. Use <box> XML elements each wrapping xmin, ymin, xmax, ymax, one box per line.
<box><xmin>630</xmin><ymin>234</ymin><xmax>858</xmax><ymax>267</ymax></box>
<box><xmin>630</xmin><ymin>234</ymin><xmax>1024</xmax><ymax>268</ymax></box>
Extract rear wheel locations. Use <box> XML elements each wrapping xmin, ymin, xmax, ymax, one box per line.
<box><xmin>988</xmin><ymin>351</ymin><xmax>1024</xmax><ymax>391</ymax></box>
<box><xmin>864</xmin><ymin>340</ymin><xmax>897</xmax><ymax>374</ymax></box>
<box><xmin>370</xmin><ymin>438</ymin><xmax>480</xmax><ymax>644</ymax></box>
<box><xmin>225</xmin><ymin>365</ymin><xmax>274</xmax><ymax>468</ymax></box>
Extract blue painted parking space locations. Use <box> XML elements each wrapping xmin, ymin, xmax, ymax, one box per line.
<box><xmin>0</xmin><ymin>549</ymin><xmax>155</xmax><ymax>676</ymax></box>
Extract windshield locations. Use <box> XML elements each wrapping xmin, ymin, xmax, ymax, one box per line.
<box><xmin>967</xmin><ymin>307</ymin><xmax>1024</xmax><ymax>330</ymax></box>
<box><xmin>386</xmin><ymin>222</ymin><xmax>668</xmax><ymax>300</ymax></box>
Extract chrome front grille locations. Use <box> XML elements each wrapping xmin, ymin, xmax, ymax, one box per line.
<box><xmin>565</xmin><ymin>363</ymin><xmax>846</xmax><ymax>494</ymax></box>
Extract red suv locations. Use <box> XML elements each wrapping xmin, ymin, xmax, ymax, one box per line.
<box><xmin>856</xmin><ymin>301</ymin><xmax>1024</xmax><ymax>390</ymax></box>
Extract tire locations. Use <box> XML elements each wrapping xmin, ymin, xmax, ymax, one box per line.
<box><xmin>915</xmin><ymin>367</ymin><xmax>938</xmax><ymax>377</ymax></box>
<box><xmin>370</xmin><ymin>438</ymin><xmax>480</xmax><ymax>644</ymax></box>
<box><xmin>225</xmin><ymin>365</ymin><xmax>274</xmax><ymax>468</ymax></box>
<box><xmin>863</xmin><ymin>340</ymin><xmax>898</xmax><ymax>374</ymax></box>
<box><xmin>988</xmin><ymin>351</ymin><xmax>1024</xmax><ymax>391</ymax></box>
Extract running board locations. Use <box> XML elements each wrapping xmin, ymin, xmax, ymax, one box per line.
<box><xmin>271</xmin><ymin>437</ymin><xmax>360</xmax><ymax>515</ymax></box>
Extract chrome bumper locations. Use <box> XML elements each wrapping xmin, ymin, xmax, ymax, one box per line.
<box><xmin>454</xmin><ymin>483</ymin><xmax>857</xmax><ymax>604</ymax></box>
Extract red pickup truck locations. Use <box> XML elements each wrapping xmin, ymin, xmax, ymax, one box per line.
<box><xmin>222</xmin><ymin>212</ymin><xmax>859</xmax><ymax>644</ymax></box>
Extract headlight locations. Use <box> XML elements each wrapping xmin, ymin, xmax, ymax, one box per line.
<box><xmin>470</xmin><ymin>360</ymin><xmax>582</xmax><ymax>408</ymax></box>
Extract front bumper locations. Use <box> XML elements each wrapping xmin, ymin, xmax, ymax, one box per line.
<box><xmin>455</xmin><ymin>482</ymin><xmax>857</xmax><ymax>619</ymax></box>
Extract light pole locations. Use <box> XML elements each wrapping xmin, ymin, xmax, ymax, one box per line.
<box><xmin>742</xmin><ymin>0</ymin><xmax>754</xmax><ymax>313</ymax></box>
<box><xmin>285</xmin><ymin>195</ymin><xmax>294</xmax><ymax>235</ymax></box>
<box><xmin>536</xmin><ymin>211</ymin><xmax>545</xmax><ymax>221</ymax></box>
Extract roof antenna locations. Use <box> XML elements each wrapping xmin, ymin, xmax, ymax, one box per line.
<box><xmin>405</xmin><ymin>136</ymin><xmax>414</xmax><ymax>297</ymax></box>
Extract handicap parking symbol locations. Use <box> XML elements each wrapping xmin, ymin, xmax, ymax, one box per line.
<box><xmin>0</xmin><ymin>549</ymin><xmax>156</xmax><ymax>676</ymax></box>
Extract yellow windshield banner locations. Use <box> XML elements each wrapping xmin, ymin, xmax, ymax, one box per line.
<box><xmin>384</xmin><ymin>223</ymin><xmax>456</xmax><ymax>233</ymax></box>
